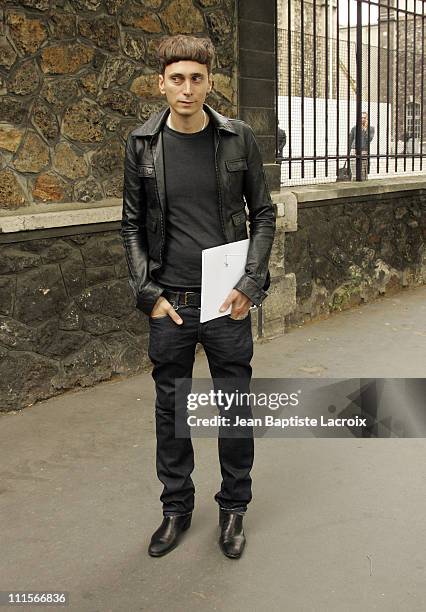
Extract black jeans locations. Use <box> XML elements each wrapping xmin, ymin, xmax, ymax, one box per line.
<box><xmin>148</xmin><ymin>306</ymin><xmax>254</xmax><ymax>517</ymax></box>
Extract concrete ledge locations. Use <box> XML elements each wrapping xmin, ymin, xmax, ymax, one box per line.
<box><xmin>0</xmin><ymin>199</ymin><xmax>122</xmax><ymax>234</ymax></box>
<box><xmin>282</xmin><ymin>175</ymin><xmax>426</xmax><ymax>204</ymax></box>
<box><xmin>271</xmin><ymin>190</ymin><xmax>298</xmax><ymax>231</ymax></box>
<box><xmin>2</xmin><ymin>174</ymin><xmax>424</xmax><ymax>235</ymax></box>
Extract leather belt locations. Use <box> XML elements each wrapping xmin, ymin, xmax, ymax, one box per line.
<box><xmin>163</xmin><ymin>290</ymin><xmax>201</xmax><ymax>308</ymax></box>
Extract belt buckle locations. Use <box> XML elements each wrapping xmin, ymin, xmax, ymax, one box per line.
<box><xmin>183</xmin><ymin>291</ymin><xmax>190</xmax><ymax>306</ymax></box>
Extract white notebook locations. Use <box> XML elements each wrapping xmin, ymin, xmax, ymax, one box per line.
<box><xmin>200</xmin><ymin>239</ymin><xmax>250</xmax><ymax>323</ymax></box>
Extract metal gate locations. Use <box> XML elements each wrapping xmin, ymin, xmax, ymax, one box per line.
<box><xmin>276</xmin><ymin>0</ymin><xmax>426</xmax><ymax>185</ymax></box>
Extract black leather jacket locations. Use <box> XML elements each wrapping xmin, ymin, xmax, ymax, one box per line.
<box><xmin>121</xmin><ymin>103</ymin><xmax>276</xmax><ymax>316</ymax></box>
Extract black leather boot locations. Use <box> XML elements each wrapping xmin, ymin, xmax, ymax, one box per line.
<box><xmin>218</xmin><ymin>509</ymin><xmax>246</xmax><ymax>559</ymax></box>
<box><xmin>148</xmin><ymin>513</ymin><xmax>192</xmax><ymax>557</ymax></box>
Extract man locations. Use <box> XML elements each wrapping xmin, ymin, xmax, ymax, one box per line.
<box><xmin>348</xmin><ymin>111</ymin><xmax>375</xmax><ymax>181</ymax></box>
<box><xmin>121</xmin><ymin>35</ymin><xmax>275</xmax><ymax>559</ymax></box>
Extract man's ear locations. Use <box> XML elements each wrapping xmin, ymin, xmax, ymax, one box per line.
<box><xmin>158</xmin><ymin>74</ymin><xmax>165</xmax><ymax>95</ymax></box>
<box><xmin>208</xmin><ymin>73</ymin><xmax>213</xmax><ymax>94</ymax></box>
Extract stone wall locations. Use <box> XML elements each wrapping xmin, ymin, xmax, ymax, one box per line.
<box><xmin>284</xmin><ymin>190</ymin><xmax>426</xmax><ymax>326</ymax></box>
<box><xmin>0</xmin><ymin>0</ymin><xmax>237</xmax><ymax>209</ymax></box>
<box><xmin>0</xmin><ymin>221</ymin><xmax>295</xmax><ymax>412</ymax></box>
<box><xmin>0</xmin><ymin>229</ymin><xmax>149</xmax><ymax>411</ymax></box>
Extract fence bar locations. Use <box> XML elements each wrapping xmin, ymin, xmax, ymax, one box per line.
<box><xmin>347</xmin><ymin>0</ymin><xmax>351</xmax><ymax>173</ymax></box>
<box><xmin>403</xmin><ymin>0</ymin><xmax>408</xmax><ymax>171</ymax></box>
<box><xmin>412</xmin><ymin>11</ymin><xmax>417</xmax><ymax>171</ymax></box>
<box><xmin>376</xmin><ymin>3</ymin><xmax>381</xmax><ymax>174</ymax></box>
<box><xmin>287</xmin><ymin>0</ymin><xmax>292</xmax><ymax>179</ymax></box>
<box><xmin>356</xmin><ymin>0</ymin><xmax>363</xmax><ymax>181</ymax></box>
<box><xmin>367</xmin><ymin>1</ymin><xmax>372</xmax><ymax>174</ymax></box>
<box><xmin>301</xmin><ymin>0</ymin><xmax>305</xmax><ymax>178</ymax></box>
<box><xmin>421</xmin><ymin>5</ymin><xmax>425</xmax><ymax>171</ymax></box>
<box><xmin>336</xmin><ymin>0</ymin><xmax>340</xmax><ymax>176</ymax></box>
<box><xmin>386</xmin><ymin>0</ymin><xmax>391</xmax><ymax>173</ymax></box>
<box><xmin>395</xmin><ymin>1</ymin><xmax>400</xmax><ymax>172</ymax></box>
<box><xmin>325</xmin><ymin>0</ymin><xmax>329</xmax><ymax>177</ymax></box>
<box><xmin>313</xmin><ymin>0</ymin><xmax>317</xmax><ymax>177</ymax></box>
<box><xmin>274</xmin><ymin>0</ymin><xmax>278</xmax><ymax>161</ymax></box>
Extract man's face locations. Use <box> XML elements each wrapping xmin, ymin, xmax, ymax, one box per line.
<box><xmin>362</xmin><ymin>113</ymin><xmax>368</xmax><ymax>127</ymax></box>
<box><xmin>158</xmin><ymin>60</ymin><xmax>212</xmax><ymax>118</ymax></box>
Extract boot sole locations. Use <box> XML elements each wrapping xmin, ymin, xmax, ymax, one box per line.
<box><xmin>148</xmin><ymin>516</ymin><xmax>192</xmax><ymax>557</ymax></box>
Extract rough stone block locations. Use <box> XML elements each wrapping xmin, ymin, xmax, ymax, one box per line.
<box><xmin>239</xmin><ymin>20</ymin><xmax>274</xmax><ymax>53</ymax></box>
<box><xmin>0</xmin><ymin>245</ymin><xmax>40</xmax><ymax>274</ymax></box>
<box><xmin>83</xmin><ymin>313</ymin><xmax>121</xmax><ymax>335</ymax></box>
<box><xmin>40</xmin><ymin>43</ymin><xmax>94</xmax><ymax>74</ymax></box>
<box><xmin>238</xmin><ymin>78</ymin><xmax>274</xmax><ymax>108</ymax></box>
<box><xmin>0</xmin><ymin>277</ymin><xmax>15</xmax><ymax>316</ymax></box>
<box><xmin>0</xmin><ymin>351</ymin><xmax>59</xmax><ymax>412</ymax></box>
<box><xmin>272</xmin><ymin>190</ymin><xmax>298</xmax><ymax>232</ymax></box>
<box><xmin>238</xmin><ymin>0</ymin><xmax>274</xmax><ymax>24</ymax></box>
<box><xmin>59</xmin><ymin>302</ymin><xmax>82</xmax><ymax>331</ymax></box>
<box><xmin>0</xmin><ymin>316</ymin><xmax>37</xmax><ymax>350</ymax></box>
<box><xmin>268</xmin><ymin>224</ymin><xmax>285</xmax><ymax>278</ymax></box>
<box><xmin>60</xmin><ymin>250</ymin><xmax>86</xmax><ymax>297</ymax></box>
<box><xmin>15</xmin><ymin>264</ymin><xmax>68</xmax><ymax>325</ymax></box>
<box><xmin>37</xmin><ymin>322</ymin><xmax>89</xmax><ymax>358</ymax></box>
<box><xmin>54</xmin><ymin>339</ymin><xmax>112</xmax><ymax>389</ymax></box>
<box><xmin>102</xmin><ymin>330</ymin><xmax>147</xmax><ymax>374</ymax></box>
<box><xmin>6</xmin><ymin>11</ymin><xmax>48</xmax><ymax>54</ymax></box>
<box><xmin>86</xmin><ymin>266</ymin><xmax>116</xmax><ymax>284</ymax></box>
<box><xmin>33</xmin><ymin>172</ymin><xmax>72</xmax><ymax>203</ymax></box>
<box><xmin>239</xmin><ymin>48</ymin><xmax>275</xmax><ymax>80</ymax></box>
<box><xmin>262</xmin><ymin>273</ymin><xmax>296</xmax><ymax>338</ymax></box>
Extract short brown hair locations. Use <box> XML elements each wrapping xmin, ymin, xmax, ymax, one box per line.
<box><xmin>157</xmin><ymin>35</ymin><xmax>215</xmax><ymax>74</ymax></box>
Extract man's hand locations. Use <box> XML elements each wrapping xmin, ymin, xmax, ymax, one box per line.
<box><xmin>219</xmin><ymin>289</ymin><xmax>252</xmax><ymax>320</ymax></box>
<box><xmin>150</xmin><ymin>296</ymin><xmax>183</xmax><ymax>325</ymax></box>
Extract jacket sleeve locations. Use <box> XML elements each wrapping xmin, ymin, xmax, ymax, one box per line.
<box><xmin>121</xmin><ymin>133</ymin><xmax>164</xmax><ymax>316</ymax></box>
<box><xmin>233</xmin><ymin>124</ymin><xmax>276</xmax><ymax>306</ymax></box>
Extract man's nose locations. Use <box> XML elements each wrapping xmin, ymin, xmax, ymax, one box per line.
<box><xmin>183</xmin><ymin>79</ymin><xmax>193</xmax><ymax>95</ymax></box>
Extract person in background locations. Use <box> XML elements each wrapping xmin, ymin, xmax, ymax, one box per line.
<box><xmin>348</xmin><ymin>112</ymin><xmax>375</xmax><ymax>181</ymax></box>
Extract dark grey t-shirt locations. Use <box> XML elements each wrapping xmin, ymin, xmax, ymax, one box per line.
<box><xmin>154</xmin><ymin>120</ymin><xmax>226</xmax><ymax>290</ymax></box>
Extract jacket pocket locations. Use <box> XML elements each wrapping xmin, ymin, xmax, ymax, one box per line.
<box><xmin>225</xmin><ymin>158</ymin><xmax>248</xmax><ymax>202</ymax></box>
<box><xmin>231</xmin><ymin>208</ymin><xmax>248</xmax><ymax>241</ymax></box>
<box><xmin>225</xmin><ymin>158</ymin><xmax>248</xmax><ymax>172</ymax></box>
<box><xmin>138</xmin><ymin>164</ymin><xmax>157</xmax><ymax>203</ymax></box>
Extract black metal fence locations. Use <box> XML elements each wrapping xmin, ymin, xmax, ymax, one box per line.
<box><xmin>276</xmin><ymin>0</ymin><xmax>426</xmax><ymax>186</ymax></box>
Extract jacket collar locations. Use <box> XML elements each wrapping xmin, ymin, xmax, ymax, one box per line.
<box><xmin>131</xmin><ymin>103</ymin><xmax>237</xmax><ymax>137</ymax></box>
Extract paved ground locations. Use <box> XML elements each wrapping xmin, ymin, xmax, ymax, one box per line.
<box><xmin>1</xmin><ymin>286</ymin><xmax>426</xmax><ymax>612</ymax></box>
